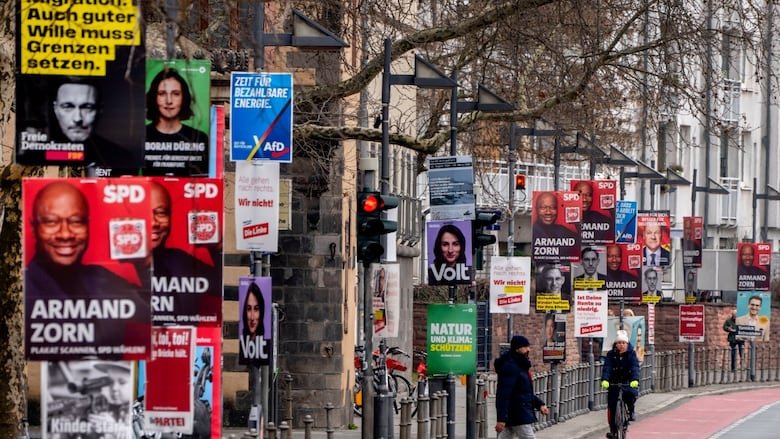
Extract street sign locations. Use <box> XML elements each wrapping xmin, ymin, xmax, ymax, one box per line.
<box><xmin>230</xmin><ymin>72</ymin><xmax>293</xmax><ymax>162</ymax></box>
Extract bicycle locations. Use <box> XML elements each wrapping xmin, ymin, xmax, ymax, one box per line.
<box><xmin>608</xmin><ymin>384</ymin><xmax>632</xmax><ymax>439</ymax></box>
<box><xmin>352</xmin><ymin>345</ymin><xmax>411</xmax><ymax>417</ymax></box>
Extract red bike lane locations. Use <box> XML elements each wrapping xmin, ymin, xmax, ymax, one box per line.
<box><xmin>628</xmin><ymin>387</ymin><xmax>780</xmax><ymax>438</ymax></box>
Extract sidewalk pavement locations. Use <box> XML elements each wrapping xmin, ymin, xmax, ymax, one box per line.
<box><xmin>222</xmin><ymin>381</ymin><xmax>780</xmax><ymax>438</ymax></box>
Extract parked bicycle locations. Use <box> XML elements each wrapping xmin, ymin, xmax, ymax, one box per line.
<box><xmin>352</xmin><ymin>344</ymin><xmax>411</xmax><ymax>416</ymax></box>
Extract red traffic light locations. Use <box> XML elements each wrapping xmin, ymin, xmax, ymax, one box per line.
<box><xmin>361</xmin><ymin>193</ymin><xmax>381</xmax><ymax>213</ymax></box>
<box><xmin>515</xmin><ymin>174</ymin><xmax>527</xmax><ymax>190</ymax></box>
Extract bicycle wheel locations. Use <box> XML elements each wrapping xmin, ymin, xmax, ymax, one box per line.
<box><xmin>614</xmin><ymin>397</ymin><xmax>627</xmax><ymax>439</ymax></box>
<box><xmin>391</xmin><ymin>374</ymin><xmax>413</xmax><ymax>414</ymax></box>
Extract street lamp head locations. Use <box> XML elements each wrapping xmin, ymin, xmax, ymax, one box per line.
<box><xmin>413</xmin><ymin>55</ymin><xmax>457</xmax><ymax>88</ymax></box>
<box><xmin>291</xmin><ymin>9</ymin><xmax>348</xmax><ymax>49</ymax></box>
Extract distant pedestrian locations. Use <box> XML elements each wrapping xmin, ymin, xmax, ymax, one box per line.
<box><xmin>723</xmin><ymin>310</ymin><xmax>744</xmax><ymax>371</ymax></box>
<box><xmin>494</xmin><ymin>335</ymin><xmax>550</xmax><ymax>438</ymax></box>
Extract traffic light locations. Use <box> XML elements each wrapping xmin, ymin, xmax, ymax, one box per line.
<box><xmin>357</xmin><ymin>191</ymin><xmax>399</xmax><ymax>263</ymax></box>
<box><xmin>515</xmin><ymin>173</ymin><xmax>527</xmax><ymax>190</ymax></box>
<box><xmin>473</xmin><ymin>209</ymin><xmax>500</xmax><ymax>270</ymax></box>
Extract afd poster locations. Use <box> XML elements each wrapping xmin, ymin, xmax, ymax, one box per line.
<box><xmin>489</xmin><ymin>256</ymin><xmax>532</xmax><ymax>314</ymax></box>
<box><xmin>531</xmin><ymin>191</ymin><xmax>581</xmax><ymax>263</ymax></box>
<box><xmin>427</xmin><ymin>155</ymin><xmax>476</xmax><ymax>220</ymax></box>
<box><xmin>427</xmin><ymin>304</ymin><xmax>477</xmax><ymax>375</ymax></box>
<box><xmin>230</xmin><ymin>72</ymin><xmax>294</xmax><ymax>162</ymax></box>
<box><xmin>614</xmin><ymin>200</ymin><xmax>637</xmax><ymax>244</ymax></box>
<box><xmin>144</xmin><ymin>59</ymin><xmax>211</xmax><ymax>176</ymax></box>
<box><xmin>149</xmin><ymin>178</ymin><xmax>223</xmax><ymax>326</ymax></box>
<box><xmin>42</xmin><ymin>360</ymin><xmax>134</xmax><ymax>438</ymax></box>
<box><xmin>570</xmin><ymin>180</ymin><xmax>616</xmax><ymax>245</ymax></box>
<box><xmin>15</xmin><ymin>0</ymin><xmax>145</xmax><ymax>169</ymax></box>
<box><xmin>235</xmin><ymin>161</ymin><xmax>280</xmax><ymax>252</ymax></box>
<box><xmin>145</xmin><ymin>326</ymin><xmax>195</xmax><ymax>434</ymax></box>
<box><xmin>238</xmin><ymin>276</ymin><xmax>272</xmax><ymax>365</ymax></box>
<box><xmin>426</xmin><ymin>220</ymin><xmax>473</xmax><ymax>285</ymax></box>
<box><xmin>23</xmin><ymin>178</ymin><xmax>152</xmax><ymax>361</ymax></box>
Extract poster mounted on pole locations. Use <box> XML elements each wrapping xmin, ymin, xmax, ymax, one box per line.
<box><xmin>737</xmin><ymin>242</ymin><xmax>771</xmax><ymax>291</ymax></box>
<box><xmin>230</xmin><ymin>72</ymin><xmax>294</xmax><ymax>162</ymax></box>
<box><xmin>427</xmin><ymin>155</ymin><xmax>476</xmax><ymax>220</ymax></box>
<box><xmin>145</xmin><ymin>326</ymin><xmax>195</xmax><ymax>434</ymax></box>
<box><xmin>238</xmin><ymin>276</ymin><xmax>273</xmax><ymax>365</ymax></box>
<box><xmin>679</xmin><ymin>304</ymin><xmax>705</xmax><ymax>343</ymax></box>
<box><xmin>682</xmin><ymin>216</ymin><xmax>703</xmax><ymax>268</ymax></box>
<box><xmin>614</xmin><ymin>200</ymin><xmax>637</xmax><ymax>244</ymax></box>
<box><xmin>23</xmin><ymin>178</ymin><xmax>152</xmax><ymax>361</ymax></box>
<box><xmin>15</xmin><ymin>0</ymin><xmax>146</xmax><ymax>170</ymax></box>
<box><xmin>531</xmin><ymin>191</ymin><xmax>581</xmax><ymax>263</ymax></box>
<box><xmin>426</xmin><ymin>304</ymin><xmax>477</xmax><ymax>375</ymax></box>
<box><xmin>426</xmin><ymin>219</ymin><xmax>473</xmax><ymax>285</ymax></box>
<box><xmin>574</xmin><ymin>290</ymin><xmax>608</xmax><ymax>338</ymax></box>
<box><xmin>235</xmin><ymin>161</ymin><xmax>280</xmax><ymax>252</ymax></box>
<box><xmin>489</xmin><ymin>256</ymin><xmax>531</xmax><ymax>314</ymax></box>
<box><xmin>373</xmin><ymin>263</ymin><xmax>400</xmax><ymax>339</ymax></box>
<box><xmin>637</xmin><ymin>211</ymin><xmax>672</xmax><ymax>267</ymax></box>
<box><xmin>570</xmin><ymin>180</ymin><xmax>616</xmax><ymax>245</ymax></box>
<box><xmin>149</xmin><ymin>178</ymin><xmax>223</xmax><ymax>326</ymax></box>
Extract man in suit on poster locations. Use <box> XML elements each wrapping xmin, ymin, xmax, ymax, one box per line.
<box><xmin>642</xmin><ymin>222</ymin><xmax>670</xmax><ymax>266</ymax></box>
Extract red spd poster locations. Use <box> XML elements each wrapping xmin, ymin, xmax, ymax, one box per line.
<box><xmin>737</xmin><ymin>242</ymin><xmax>771</xmax><ymax>291</ymax></box>
<box><xmin>682</xmin><ymin>216</ymin><xmax>703</xmax><ymax>268</ymax></box>
<box><xmin>532</xmin><ymin>191</ymin><xmax>582</xmax><ymax>263</ymax></box>
<box><xmin>145</xmin><ymin>326</ymin><xmax>195</xmax><ymax>434</ymax></box>
<box><xmin>637</xmin><ymin>211</ymin><xmax>671</xmax><ymax>267</ymax></box>
<box><xmin>605</xmin><ymin>243</ymin><xmax>642</xmax><ymax>303</ymax></box>
<box><xmin>149</xmin><ymin>178</ymin><xmax>223</xmax><ymax>325</ymax></box>
<box><xmin>570</xmin><ymin>180</ymin><xmax>616</xmax><ymax>245</ymax></box>
<box><xmin>23</xmin><ymin>178</ymin><xmax>152</xmax><ymax>360</ymax></box>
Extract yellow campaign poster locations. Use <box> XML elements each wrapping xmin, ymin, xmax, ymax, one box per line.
<box><xmin>19</xmin><ymin>0</ymin><xmax>141</xmax><ymax>76</ymax></box>
<box><xmin>15</xmin><ymin>0</ymin><xmax>145</xmax><ymax>170</ymax></box>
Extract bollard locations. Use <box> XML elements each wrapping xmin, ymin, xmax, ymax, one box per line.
<box><xmin>242</xmin><ymin>429</ymin><xmax>258</xmax><ymax>439</ymax></box>
<box><xmin>475</xmin><ymin>379</ymin><xmax>484</xmax><ymax>438</ymax></box>
<box><xmin>399</xmin><ymin>398</ymin><xmax>411</xmax><ymax>439</ymax></box>
<box><xmin>417</xmin><ymin>395</ymin><xmax>430</xmax><ymax>439</ymax></box>
<box><xmin>303</xmin><ymin>415</ymin><xmax>313</xmax><ymax>439</ymax></box>
<box><xmin>438</xmin><ymin>390</ymin><xmax>448</xmax><ymax>439</ymax></box>
<box><xmin>284</xmin><ymin>374</ymin><xmax>294</xmax><ymax>438</ymax></box>
<box><xmin>430</xmin><ymin>392</ymin><xmax>440</xmax><ymax>439</ymax></box>
<box><xmin>278</xmin><ymin>421</ymin><xmax>290</xmax><ymax>439</ymax></box>
<box><xmin>266</xmin><ymin>422</ymin><xmax>277</xmax><ymax>439</ymax></box>
<box><xmin>324</xmin><ymin>403</ymin><xmax>335</xmax><ymax>439</ymax></box>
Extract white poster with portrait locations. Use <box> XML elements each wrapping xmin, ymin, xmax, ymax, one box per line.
<box><xmin>235</xmin><ymin>161</ymin><xmax>279</xmax><ymax>251</ymax></box>
<box><xmin>573</xmin><ymin>290</ymin><xmax>608</xmax><ymax>338</ymax></box>
<box><xmin>489</xmin><ymin>256</ymin><xmax>531</xmax><ymax>314</ymax></box>
<box><xmin>373</xmin><ymin>263</ymin><xmax>400</xmax><ymax>339</ymax></box>
<box><xmin>42</xmin><ymin>360</ymin><xmax>134</xmax><ymax>438</ymax></box>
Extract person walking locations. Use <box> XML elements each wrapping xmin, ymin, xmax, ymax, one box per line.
<box><xmin>723</xmin><ymin>311</ymin><xmax>744</xmax><ymax>371</ymax></box>
<box><xmin>495</xmin><ymin>335</ymin><xmax>550</xmax><ymax>438</ymax></box>
<box><xmin>600</xmin><ymin>330</ymin><xmax>640</xmax><ymax>439</ymax></box>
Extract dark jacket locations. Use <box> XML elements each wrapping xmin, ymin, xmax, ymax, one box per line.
<box><xmin>601</xmin><ymin>343</ymin><xmax>641</xmax><ymax>385</ymax></box>
<box><xmin>723</xmin><ymin>317</ymin><xmax>741</xmax><ymax>345</ymax></box>
<box><xmin>494</xmin><ymin>350</ymin><xmax>545</xmax><ymax>426</ymax></box>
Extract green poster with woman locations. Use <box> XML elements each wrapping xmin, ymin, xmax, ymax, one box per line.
<box><xmin>427</xmin><ymin>304</ymin><xmax>477</xmax><ymax>375</ymax></box>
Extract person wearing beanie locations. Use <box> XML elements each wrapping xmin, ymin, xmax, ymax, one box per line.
<box><xmin>600</xmin><ymin>329</ymin><xmax>641</xmax><ymax>438</ymax></box>
<box><xmin>494</xmin><ymin>335</ymin><xmax>549</xmax><ymax>438</ymax></box>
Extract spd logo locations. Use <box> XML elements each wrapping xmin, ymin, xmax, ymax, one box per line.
<box><xmin>103</xmin><ymin>184</ymin><xmax>145</xmax><ymax>203</ymax></box>
<box><xmin>184</xmin><ymin>182</ymin><xmax>219</xmax><ymax>198</ymax></box>
<box><xmin>109</xmin><ymin>219</ymin><xmax>147</xmax><ymax>259</ymax></box>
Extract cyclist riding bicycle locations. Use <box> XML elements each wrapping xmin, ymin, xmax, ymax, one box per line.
<box><xmin>600</xmin><ymin>329</ymin><xmax>640</xmax><ymax>439</ymax></box>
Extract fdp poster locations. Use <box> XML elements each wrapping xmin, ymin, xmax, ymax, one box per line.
<box><xmin>737</xmin><ymin>242</ymin><xmax>771</xmax><ymax>291</ymax></box>
<box><xmin>144</xmin><ymin>326</ymin><xmax>195</xmax><ymax>434</ymax></box>
<box><xmin>373</xmin><ymin>263</ymin><xmax>400</xmax><ymax>339</ymax></box>
<box><xmin>427</xmin><ymin>155</ymin><xmax>476</xmax><ymax>220</ymax></box>
<box><xmin>144</xmin><ymin>58</ymin><xmax>211</xmax><ymax>176</ymax></box>
<box><xmin>570</xmin><ymin>180</ymin><xmax>616</xmax><ymax>244</ymax></box>
<box><xmin>614</xmin><ymin>200</ymin><xmax>638</xmax><ymax>244</ymax></box>
<box><xmin>489</xmin><ymin>256</ymin><xmax>532</xmax><ymax>314</ymax></box>
<box><xmin>23</xmin><ymin>178</ymin><xmax>152</xmax><ymax>360</ymax></box>
<box><xmin>682</xmin><ymin>216</ymin><xmax>703</xmax><ymax>268</ymax></box>
<box><xmin>235</xmin><ymin>161</ymin><xmax>280</xmax><ymax>252</ymax></box>
<box><xmin>427</xmin><ymin>304</ymin><xmax>477</xmax><ymax>375</ymax></box>
<box><xmin>426</xmin><ymin>220</ymin><xmax>473</xmax><ymax>285</ymax></box>
<box><xmin>605</xmin><ymin>243</ymin><xmax>642</xmax><ymax>303</ymax></box>
<box><xmin>230</xmin><ymin>72</ymin><xmax>294</xmax><ymax>162</ymax></box>
<box><xmin>637</xmin><ymin>211</ymin><xmax>671</xmax><ymax>267</ymax></box>
<box><xmin>42</xmin><ymin>361</ymin><xmax>134</xmax><ymax>438</ymax></box>
<box><xmin>147</xmin><ymin>178</ymin><xmax>223</xmax><ymax>325</ymax></box>
<box><xmin>15</xmin><ymin>0</ymin><xmax>145</xmax><ymax>169</ymax></box>
<box><xmin>238</xmin><ymin>276</ymin><xmax>273</xmax><ymax>365</ymax></box>
<box><xmin>531</xmin><ymin>191</ymin><xmax>581</xmax><ymax>263</ymax></box>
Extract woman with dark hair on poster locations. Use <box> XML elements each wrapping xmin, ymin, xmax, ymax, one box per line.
<box><xmin>243</xmin><ymin>282</ymin><xmax>265</xmax><ymax>339</ymax></box>
<box><xmin>432</xmin><ymin>224</ymin><xmax>467</xmax><ymax>268</ymax></box>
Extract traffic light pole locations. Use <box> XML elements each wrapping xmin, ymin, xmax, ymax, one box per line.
<box><xmin>361</xmin><ymin>261</ymin><xmax>376</xmax><ymax>438</ymax></box>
